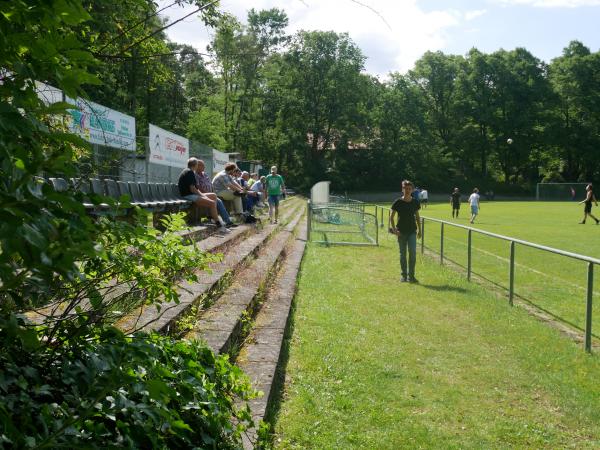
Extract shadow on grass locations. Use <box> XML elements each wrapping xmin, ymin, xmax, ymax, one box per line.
<box><xmin>419</xmin><ymin>283</ymin><xmax>468</xmax><ymax>293</ymax></box>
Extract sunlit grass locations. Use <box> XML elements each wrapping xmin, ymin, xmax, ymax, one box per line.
<box><xmin>407</xmin><ymin>201</ymin><xmax>600</xmax><ymax>332</ymax></box>
<box><xmin>274</xmin><ymin>235</ymin><xmax>600</xmax><ymax>448</ymax></box>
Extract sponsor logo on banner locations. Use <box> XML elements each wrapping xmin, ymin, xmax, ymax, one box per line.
<box><xmin>149</xmin><ymin>124</ymin><xmax>189</xmax><ymax>168</ymax></box>
<box><xmin>65</xmin><ymin>97</ymin><xmax>136</xmax><ymax>151</ymax></box>
<box><xmin>212</xmin><ymin>149</ymin><xmax>229</xmax><ymax>175</ymax></box>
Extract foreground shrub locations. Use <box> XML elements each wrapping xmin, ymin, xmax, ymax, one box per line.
<box><xmin>0</xmin><ymin>319</ymin><xmax>255</xmax><ymax>449</ymax></box>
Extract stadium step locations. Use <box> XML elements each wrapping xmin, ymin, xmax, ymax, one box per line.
<box><xmin>183</xmin><ymin>207</ymin><xmax>305</xmax><ymax>351</ymax></box>
<box><xmin>173</xmin><ymin>201</ymin><xmax>307</xmax><ymax>449</ymax></box>
<box><xmin>118</xmin><ymin>197</ymin><xmax>305</xmax><ymax>334</ymax></box>
<box><xmin>236</xmin><ymin>216</ymin><xmax>308</xmax><ymax>449</ymax></box>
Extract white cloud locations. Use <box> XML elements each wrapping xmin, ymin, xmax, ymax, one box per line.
<box><xmin>495</xmin><ymin>0</ymin><xmax>600</xmax><ymax>7</ymax></box>
<box><xmin>464</xmin><ymin>9</ymin><xmax>487</xmax><ymax>20</ymax></box>
<box><xmin>158</xmin><ymin>1</ymin><xmax>492</xmax><ymax>76</ymax></box>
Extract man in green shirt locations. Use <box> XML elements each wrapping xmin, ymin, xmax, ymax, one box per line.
<box><xmin>265</xmin><ymin>165</ymin><xmax>286</xmax><ymax>224</ymax></box>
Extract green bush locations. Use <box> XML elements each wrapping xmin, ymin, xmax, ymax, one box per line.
<box><xmin>0</xmin><ymin>318</ymin><xmax>255</xmax><ymax>449</ymax></box>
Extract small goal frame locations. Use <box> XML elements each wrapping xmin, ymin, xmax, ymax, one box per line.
<box><xmin>536</xmin><ymin>182</ymin><xmax>590</xmax><ymax>201</ymax></box>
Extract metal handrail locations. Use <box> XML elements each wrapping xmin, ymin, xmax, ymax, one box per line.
<box><xmin>377</xmin><ymin>204</ymin><xmax>597</xmax><ymax>352</ymax></box>
<box><xmin>421</xmin><ymin>216</ymin><xmax>600</xmax><ymax>265</ymax></box>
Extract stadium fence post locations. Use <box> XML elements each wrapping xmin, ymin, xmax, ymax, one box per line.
<box><xmin>421</xmin><ymin>218</ymin><xmax>425</xmax><ymax>254</ymax></box>
<box><xmin>440</xmin><ymin>222</ymin><xmax>444</xmax><ymax>264</ymax></box>
<box><xmin>585</xmin><ymin>262</ymin><xmax>594</xmax><ymax>352</ymax></box>
<box><xmin>509</xmin><ymin>241</ymin><xmax>515</xmax><ymax>306</ymax></box>
<box><xmin>307</xmin><ymin>200</ymin><xmax>311</xmax><ymax>241</ymax></box>
<box><xmin>467</xmin><ymin>229</ymin><xmax>472</xmax><ymax>281</ymax></box>
<box><xmin>375</xmin><ymin>207</ymin><xmax>379</xmax><ymax>245</ymax></box>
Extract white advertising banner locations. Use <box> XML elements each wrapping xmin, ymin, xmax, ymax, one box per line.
<box><xmin>212</xmin><ymin>149</ymin><xmax>229</xmax><ymax>175</ymax></box>
<box><xmin>66</xmin><ymin>97</ymin><xmax>136</xmax><ymax>151</ymax></box>
<box><xmin>149</xmin><ymin>123</ymin><xmax>189</xmax><ymax>168</ymax></box>
<box><xmin>35</xmin><ymin>81</ymin><xmax>63</xmax><ymax>106</ymax></box>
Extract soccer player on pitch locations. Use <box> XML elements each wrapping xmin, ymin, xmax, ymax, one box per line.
<box><xmin>579</xmin><ymin>184</ymin><xmax>599</xmax><ymax>225</ymax></box>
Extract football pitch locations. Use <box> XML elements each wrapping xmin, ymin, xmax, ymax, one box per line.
<box><xmin>274</xmin><ymin>201</ymin><xmax>600</xmax><ymax>448</ymax></box>
<box><xmin>378</xmin><ymin>200</ymin><xmax>600</xmax><ymax>336</ymax></box>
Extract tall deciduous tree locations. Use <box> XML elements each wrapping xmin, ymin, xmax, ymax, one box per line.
<box><xmin>549</xmin><ymin>41</ymin><xmax>600</xmax><ymax>181</ymax></box>
<box><xmin>279</xmin><ymin>30</ymin><xmax>367</xmax><ymax>186</ymax></box>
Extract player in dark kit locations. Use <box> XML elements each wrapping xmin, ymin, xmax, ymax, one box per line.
<box><xmin>579</xmin><ymin>184</ymin><xmax>599</xmax><ymax>225</ymax></box>
<box><xmin>390</xmin><ymin>180</ymin><xmax>422</xmax><ymax>283</ymax></box>
<box><xmin>450</xmin><ymin>187</ymin><xmax>461</xmax><ymax>218</ymax></box>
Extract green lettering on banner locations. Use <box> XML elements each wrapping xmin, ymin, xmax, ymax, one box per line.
<box><xmin>90</xmin><ymin>115</ymin><xmax>116</xmax><ymax>133</ymax></box>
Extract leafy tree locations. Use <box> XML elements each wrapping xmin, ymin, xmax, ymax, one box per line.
<box><xmin>454</xmin><ymin>48</ymin><xmax>497</xmax><ymax>178</ymax></box>
<box><xmin>486</xmin><ymin>48</ymin><xmax>551</xmax><ymax>184</ymax></box>
<box><xmin>279</xmin><ymin>30</ymin><xmax>368</xmax><ymax>188</ymax></box>
<box><xmin>410</xmin><ymin>51</ymin><xmax>464</xmax><ymax>158</ymax></box>
<box><xmin>1</xmin><ymin>1</ymin><xmax>255</xmax><ymax>445</ymax></box>
<box><xmin>549</xmin><ymin>41</ymin><xmax>600</xmax><ymax>181</ymax></box>
<box><xmin>195</xmin><ymin>9</ymin><xmax>289</xmax><ymax>155</ymax></box>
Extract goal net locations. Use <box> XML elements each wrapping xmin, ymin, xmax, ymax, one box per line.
<box><xmin>536</xmin><ymin>182</ymin><xmax>589</xmax><ymax>201</ymax></box>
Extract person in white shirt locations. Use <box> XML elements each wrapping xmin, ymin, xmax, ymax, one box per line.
<box><xmin>468</xmin><ymin>188</ymin><xmax>481</xmax><ymax>224</ymax></box>
<box><xmin>420</xmin><ymin>189</ymin><xmax>428</xmax><ymax>208</ymax></box>
<box><xmin>212</xmin><ymin>163</ymin><xmax>245</xmax><ymax>216</ymax></box>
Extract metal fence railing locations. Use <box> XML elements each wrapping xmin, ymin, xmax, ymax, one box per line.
<box><xmin>376</xmin><ymin>205</ymin><xmax>599</xmax><ymax>352</ymax></box>
<box><xmin>307</xmin><ymin>199</ymin><xmax>378</xmax><ymax>246</ymax></box>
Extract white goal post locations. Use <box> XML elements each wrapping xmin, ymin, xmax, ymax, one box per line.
<box><xmin>536</xmin><ymin>182</ymin><xmax>590</xmax><ymax>201</ymax></box>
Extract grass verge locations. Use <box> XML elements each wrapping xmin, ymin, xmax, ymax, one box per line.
<box><xmin>273</xmin><ymin>236</ymin><xmax>600</xmax><ymax>449</ymax></box>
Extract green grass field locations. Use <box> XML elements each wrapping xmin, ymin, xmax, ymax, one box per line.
<box><xmin>372</xmin><ymin>201</ymin><xmax>600</xmax><ymax>334</ymax></box>
<box><xmin>273</xmin><ymin>200</ymin><xmax>600</xmax><ymax>448</ymax></box>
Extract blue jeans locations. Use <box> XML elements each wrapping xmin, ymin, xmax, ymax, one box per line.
<box><xmin>216</xmin><ymin>198</ymin><xmax>232</xmax><ymax>224</ymax></box>
<box><xmin>397</xmin><ymin>232</ymin><xmax>417</xmax><ymax>278</ymax></box>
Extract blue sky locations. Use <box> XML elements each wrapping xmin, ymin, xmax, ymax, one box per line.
<box><xmin>159</xmin><ymin>0</ymin><xmax>600</xmax><ymax>77</ymax></box>
<box><xmin>419</xmin><ymin>0</ymin><xmax>600</xmax><ymax>64</ymax></box>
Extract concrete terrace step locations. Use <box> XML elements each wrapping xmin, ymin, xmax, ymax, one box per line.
<box><xmin>184</xmin><ymin>206</ymin><xmax>305</xmax><ymax>353</ymax></box>
<box><xmin>117</xmin><ymin>198</ymin><xmax>305</xmax><ymax>334</ymax></box>
<box><xmin>237</xmin><ymin>217</ymin><xmax>308</xmax><ymax>449</ymax></box>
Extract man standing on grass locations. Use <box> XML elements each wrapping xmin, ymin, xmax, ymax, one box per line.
<box><xmin>451</xmin><ymin>187</ymin><xmax>461</xmax><ymax>218</ymax></box>
<box><xmin>390</xmin><ymin>180</ymin><xmax>422</xmax><ymax>283</ymax></box>
<box><xmin>265</xmin><ymin>165</ymin><xmax>285</xmax><ymax>224</ymax></box>
<box><xmin>469</xmin><ymin>188</ymin><xmax>480</xmax><ymax>224</ymax></box>
<box><xmin>578</xmin><ymin>184</ymin><xmax>599</xmax><ymax>224</ymax></box>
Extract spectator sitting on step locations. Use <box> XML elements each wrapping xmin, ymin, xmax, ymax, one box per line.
<box><xmin>194</xmin><ymin>159</ymin><xmax>237</xmax><ymax>228</ymax></box>
<box><xmin>248</xmin><ymin>172</ymin><xmax>258</xmax><ymax>188</ymax></box>
<box><xmin>212</xmin><ymin>162</ymin><xmax>245</xmax><ymax>218</ymax></box>
<box><xmin>250</xmin><ymin>176</ymin><xmax>266</xmax><ymax>208</ymax></box>
<box><xmin>235</xmin><ymin>170</ymin><xmax>253</xmax><ymax>213</ymax></box>
<box><xmin>233</xmin><ymin>168</ymin><xmax>243</xmax><ymax>185</ymax></box>
<box><xmin>241</xmin><ymin>171</ymin><xmax>261</xmax><ymax>212</ymax></box>
<box><xmin>178</xmin><ymin>158</ymin><xmax>230</xmax><ymax>233</ymax></box>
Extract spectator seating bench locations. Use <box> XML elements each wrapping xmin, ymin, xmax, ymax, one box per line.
<box><xmin>47</xmin><ymin>177</ymin><xmax>209</xmax><ymax>228</ymax></box>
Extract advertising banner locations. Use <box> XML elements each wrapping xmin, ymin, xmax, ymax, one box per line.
<box><xmin>149</xmin><ymin>124</ymin><xmax>189</xmax><ymax>168</ymax></box>
<box><xmin>35</xmin><ymin>81</ymin><xmax>63</xmax><ymax>106</ymax></box>
<box><xmin>212</xmin><ymin>149</ymin><xmax>229</xmax><ymax>175</ymax></box>
<box><xmin>66</xmin><ymin>97</ymin><xmax>136</xmax><ymax>151</ymax></box>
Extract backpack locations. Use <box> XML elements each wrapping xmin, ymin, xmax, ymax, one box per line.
<box><xmin>245</xmin><ymin>214</ymin><xmax>258</xmax><ymax>224</ymax></box>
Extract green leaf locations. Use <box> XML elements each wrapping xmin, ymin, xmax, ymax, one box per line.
<box><xmin>170</xmin><ymin>419</ymin><xmax>193</xmax><ymax>432</ymax></box>
<box><xmin>17</xmin><ymin>328</ymin><xmax>40</xmax><ymax>351</ymax></box>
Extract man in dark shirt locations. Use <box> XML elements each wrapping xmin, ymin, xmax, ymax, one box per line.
<box><xmin>390</xmin><ymin>180</ymin><xmax>422</xmax><ymax>283</ymax></box>
<box><xmin>178</xmin><ymin>158</ymin><xmax>230</xmax><ymax>233</ymax></box>
<box><xmin>450</xmin><ymin>187</ymin><xmax>461</xmax><ymax>218</ymax></box>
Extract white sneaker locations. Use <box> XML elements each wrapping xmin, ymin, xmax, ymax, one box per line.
<box><xmin>218</xmin><ymin>225</ymin><xmax>231</xmax><ymax>234</ymax></box>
